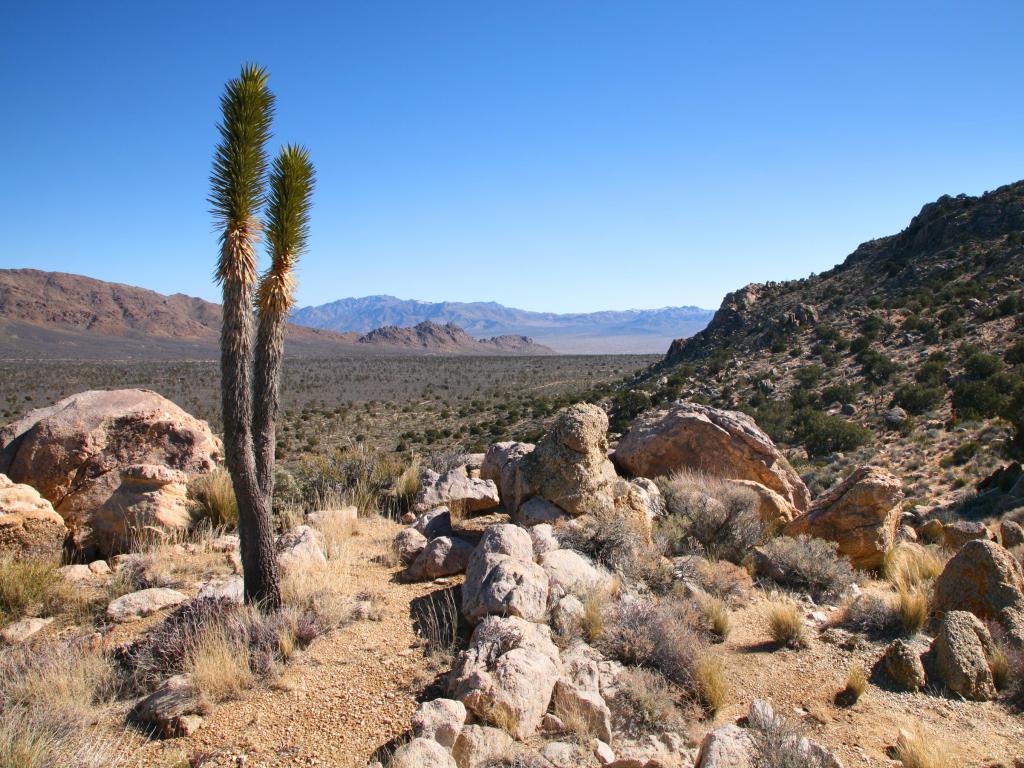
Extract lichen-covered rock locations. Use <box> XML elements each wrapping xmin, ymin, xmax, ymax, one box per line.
<box><xmin>695</xmin><ymin>724</ymin><xmax>754</xmax><ymax>768</ymax></box>
<box><xmin>196</xmin><ymin>575</ymin><xmax>243</xmax><ymax>604</ymax></box>
<box><xmin>414</xmin><ymin>469</ymin><xmax>500</xmax><ymax>515</ymax></box>
<box><xmin>1</xmin><ymin>616</ymin><xmax>54</xmax><ymax>644</ymax></box>
<box><xmin>448</xmin><ymin>615</ymin><xmax>561</xmax><ymax>739</ymax></box>
<box><xmin>514</xmin><ymin>496</ymin><xmax>568</xmax><ymax>527</ymax></box>
<box><xmin>406</xmin><ymin>536</ymin><xmax>475</xmax><ymax>581</ymax></box>
<box><xmin>106</xmin><ymin>587</ymin><xmax>188</xmax><ymax>622</ymax></box>
<box><xmin>0</xmin><ymin>473</ymin><xmax>66</xmax><ymax>559</ymax></box>
<box><xmin>414</xmin><ymin>507</ymin><xmax>454</xmax><ymax>540</ymax></box>
<box><xmin>539</xmin><ymin>548</ymin><xmax>609</xmax><ymax>600</ymax></box>
<box><xmin>933</xmin><ymin>539</ymin><xmax>1024</xmax><ymax>646</ymax></box>
<box><xmin>462</xmin><ymin>552</ymin><xmax>549</xmax><ymax>623</ymax></box>
<box><xmin>481</xmin><ymin>441</ymin><xmax>535</xmax><ymax>512</ymax></box>
<box><xmin>784</xmin><ymin>466</ymin><xmax>902</xmax><ymax>570</ymax></box>
<box><xmin>942</xmin><ymin>520</ymin><xmax>993</xmax><ymax>550</ymax></box>
<box><xmin>522</xmin><ymin>404</ymin><xmax>619</xmax><ymax>517</ymax></box>
<box><xmin>451</xmin><ymin>725</ymin><xmax>513</xmax><ymax>768</ymax></box>
<box><xmin>614</xmin><ymin>402</ymin><xmax>810</xmax><ymax>512</ymax></box>
<box><xmin>393</xmin><ymin>527</ymin><xmax>428</xmax><ymax>565</ymax></box>
<box><xmin>882</xmin><ymin>639</ymin><xmax>926</xmax><ymax>691</ymax></box>
<box><xmin>931</xmin><ymin>610</ymin><xmax>997</xmax><ymax>700</ymax></box>
<box><xmin>1001</xmin><ymin>518</ymin><xmax>1024</xmax><ymax>549</ymax></box>
<box><xmin>529</xmin><ymin>523</ymin><xmax>559</xmax><ymax>556</ymax></box>
<box><xmin>412</xmin><ymin>698</ymin><xmax>466</xmax><ymax>749</ymax></box>
<box><xmin>0</xmin><ymin>389</ymin><xmax>221</xmax><ymax>555</ymax></box>
<box><xmin>730</xmin><ymin>479</ymin><xmax>798</xmax><ymax>526</ymax></box>
<box><xmin>552</xmin><ymin>679</ymin><xmax>612</xmax><ymax>742</ymax></box>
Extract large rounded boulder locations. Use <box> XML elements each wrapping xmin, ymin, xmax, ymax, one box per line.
<box><xmin>613</xmin><ymin>402</ymin><xmax>810</xmax><ymax>512</ymax></box>
<box><xmin>0</xmin><ymin>473</ymin><xmax>67</xmax><ymax>559</ymax></box>
<box><xmin>0</xmin><ymin>389</ymin><xmax>222</xmax><ymax>554</ymax></box>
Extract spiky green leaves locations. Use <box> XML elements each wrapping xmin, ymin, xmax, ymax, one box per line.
<box><xmin>257</xmin><ymin>145</ymin><xmax>315</xmax><ymax>315</ymax></box>
<box><xmin>211</xmin><ymin>64</ymin><xmax>275</xmax><ymax>287</ymax></box>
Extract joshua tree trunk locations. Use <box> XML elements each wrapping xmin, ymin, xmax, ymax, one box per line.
<box><xmin>253</xmin><ymin>309</ymin><xmax>287</xmax><ymax>500</ymax></box>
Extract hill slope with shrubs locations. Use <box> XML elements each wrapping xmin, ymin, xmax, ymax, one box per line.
<box><xmin>615</xmin><ymin>180</ymin><xmax>1024</xmax><ymax>507</ymax></box>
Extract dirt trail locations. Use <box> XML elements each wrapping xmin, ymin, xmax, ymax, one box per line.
<box><xmin>132</xmin><ymin>519</ymin><xmax>440</xmax><ymax>768</ymax></box>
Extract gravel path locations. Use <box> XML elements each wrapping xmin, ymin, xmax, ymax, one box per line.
<box><xmin>131</xmin><ymin>519</ymin><xmax>441</xmax><ymax>768</ymax></box>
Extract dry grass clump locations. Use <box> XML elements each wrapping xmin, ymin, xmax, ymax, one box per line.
<box><xmin>842</xmin><ymin>586</ymin><xmax>928</xmax><ymax>639</ymax></box>
<box><xmin>694</xmin><ymin>653</ymin><xmax>730</xmax><ymax>714</ymax></box>
<box><xmin>766</xmin><ymin>596</ymin><xmax>807</xmax><ymax>649</ymax></box>
<box><xmin>309</xmin><ymin>506</ymin><xmax>358</xmax><ymax>561</ymax></box>
<box><xmin>411</xmin><ymin>586</ymin><xmax>462</xmax><ymax>671</ymax></box>
<box><xmin>293</xmin><ymin>446</ymin><xmax>418</xmax><ymax>518</ymax></box>
<box><xmin>696</xmin><ymin>594</ymin><xmax>731</xmax><ymax>641</ymax></box>
<box><xmin>750</xmin><ymin>706</ymin><xmax>832</xmax><ymax>768</ymax></box>
<box><xmin>674</xmin><ymin>556</ymin><xmax>753</xmax><ymax>605</ymax></box>
<box><xmin>609</xmin><ymin>667</ymin><xmax>686</xmax><ymax>736</ymax></box>
<box><xmin>756</xmin><ymin>535</ymin><xmax>855</xmax><ymax>602</ymax></box>
<box><xmin>658</xmin><ymin>470</ymin><xmax>765</xmax><ymax>563</ymax></box>
<box><xmin>883</xmin><ymin>543</ymin><xmax>944</xmax><ymax>590</ymax></box>
<box><xmin>184</xmin><ymin>621</ymin><xmax>254</xmax><ymax>702</ymax></box>
<box><xmin>838</xmin><ymin>665</ymin><xmax>868</xmax><ymax>706</ymax></box>
<box><xmin>188</xmin><ymin>467</ymin><xmax>238</xmax><ymax>528</ymax></box>
<box><xmin>892</xmin><ymin>727</ymin><xmax>952</xmax><ymax>768</ymax></box>
<box><xmin>0</xmin><ymin>556</ymin><xmax>66</xmax><ymax>624</ymax></box>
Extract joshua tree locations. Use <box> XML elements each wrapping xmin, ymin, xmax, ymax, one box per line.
<box><xmin>210</xmin><ymin>65</ymin><xmax>314</xmax><ymax>609</ymax></box>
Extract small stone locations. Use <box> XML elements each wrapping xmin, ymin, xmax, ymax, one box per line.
<box><xmin>594</xmin><ymin>739</ymin><xmax>615</xmax><ymax>764</ymax></box>
<box><xmin>1</xmin><ymin>616</ymin><xmax>53</xmax><ymax>644</ymax></box>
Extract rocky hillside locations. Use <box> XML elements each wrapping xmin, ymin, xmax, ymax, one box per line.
<box><xmin>292</xmin><ymin>294</ymin><xmax>714</xmax><ymax>354</ymax></box>
<box><xmin>618</xmin><ymin>180</ymin><xmax>1024</xmax><ymax>507</ymax></box>
<box><xmin>356</xmin><ymin>321</ymin><xmax>554</xmax><ymax>355</ymax></box>
<box><xmin>0</xmin><ymin>270</ymin><xmax>551</xmax><ymax>358</ymax></box>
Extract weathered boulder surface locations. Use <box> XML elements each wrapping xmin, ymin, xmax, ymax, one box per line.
<box><xmin>107</xmin><ymin>587</ymin><xmax>188</xmax><ymax>622</ymax></box>
<box><xmin>731</xmin><ymin>479</ymin><xmax>797</xmax><ymax>526</ymax></box>
<box><xmin>0</xmin><ymin>389</ymin><xmax>221</xmax><ymax>554</ymax></box>
<box><xmin>276</xmin><ymin>525</ymin><xmax>327</xmax><ymax>574</ymax></box>
<box><xmin>0</xmin><ymin>473</ymin><xmax>67</xmax><ymax>559</ymax></box>
<box><xmin>514</xmin><ymin>496</ymin><xmax>568</xmax><ymax>527</ymax></box>
<box><xmin>480</xmin><ymin>441</ymin><xmax>534</xmax><ymax>512</ymax></box>
<box><xmin>539</xmin><ymin>548</ymin><xmax>609</xmax><ymax>600</ymax></box>
<box><xmin>552</xmin><ymin>679</ymin><xmax>612</xmax><ymax>742</ymax></box>
<box><xmin>130</xmin><ymin>674</ymin><xmax>208</xmax><ymax>738</ymax></box>
<box><xmin>393</xmin><ymin>527</ymin><xmax>428</xmax><ymax>565</ymax></box>
<box><xmin>1001</xmin><ymin>518</ymin><xmax>1024</xmax><ymax>549</ymax></box>
<box><xmin>406</xmin><ymin>536</ymin><xmax>475</xmax><ymax>581</ymax></box>
<box><xmin>462</xmin><ymin>552</ymin><xmax>549</xmax><ymax>624</ymax></box>
<box><xmin>882</xmin><ymin>639</ymin><xmax>926</xmax><ymax>691</ymax></box>
<box><xmin>522</xmin><ymin>404</ymin><xmax>619</xmax><ymax>517</ymax></box>
<box><xmin>451</xmin><ymin>725</ymin><xmax>514</xmax><ymax>768</ymax></box>
<box><xmin>414</xmin><ymin>507</ymin><xmax>454</xmax><ymax>540</ymax></box>
<box><xmin>931</xmin><ymin>610</ymin><xmax>997</xmax><ymax>700</ymax></box>
<box><xmin>414</xmin><ymin>469</ymin><xmax>500</xmax><ymax>515</ymax></box>
<box><xmin>933</xmin><ymin>539</ymin><xmax>1024</xmax><ymax>646</ymax></box>
<box><xmin>1</xmin><ymin>616</ymin><xmax>54</xmax><ymax>644</ymax></box>
<box><xmin>614</xmin><ymin>402</ymin><xmax>810</xmax><ymax>512</ymax></box>
<box><xmin>448</xmin><ymin>615</ymin><xmax>561</xmax><ymax>740</ymax></box>
<box><xmin>93</xmin><ymin>464</ymin><xmax>192</xmax><ymax>553</ymax></box>
<box><xmin>784</xmin><ymin>466</ymin><xmax>903</xmax><ymax>569</ymax></box>
<box><xmin>942</xmin><ymin>520</ymin><xmax>993</xmax><ymax>550</ymax></box>
<box><xmin>695</xmin><ymin>724</ymin><xmax>754</xmax><ymax>768</ymax></box>
<box><xmin>411</xmin><ymin>698</ymin><xmax>467</xmax><ymax>749</ymax></box>
<box><xmin>391</xmin><ymin>737</ymin><xmax>457</xmax><ymax>768</ymax></box>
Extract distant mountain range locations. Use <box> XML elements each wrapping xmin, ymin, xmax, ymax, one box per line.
<box><xmin>0</xmin><ymin>270</ymin><xmax>553</xmax><ymax>359</ymax></box>
<box><xmin>292</xmin><ymin>296</ymin><xmax>714</xmax><ymax>353</ymax></box>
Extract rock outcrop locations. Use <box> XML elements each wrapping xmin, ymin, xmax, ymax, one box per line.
<box><xmin>0</xmin><ymin>389</ymin><xmax>221</xmax><ymax>554</ymax></box>
<box><xmin>614</xmin><ymin>402</ymin><xmax>810</xmax><ymax>512</ymax></box>
<box><xmin>414</xmin><ymin>468</ymin><xmax>500</xmax><ymax>515</ymax></box>
<box><xmin>882</xmin><ymin>639</ymin><xmax>926</xmax><ymax>691</ymax></box>
<box><xmin>784</xmin><ymin>466</ymin><xmax>903</xmax><ymax>569</ymax></box>
<box><xmin>932</xmin><ymin>539</ymin><xmax>1024</xmax><ymax>646</ymax></box>
<box><xmin>0</xmin><ymin>473</ymin><xmax>67</xmax><ymax>559</ymax></box>
<box><xmin>480</xmin><ymin>441</ymin><xmax>534</xmax><ymax>512</ymax></box>
<box><xmin>107</xmin><ymin>587</ymin><xmax>188</xmax><ymax>622</ymax></box>
<box><xmin>406</xmin><ymin>536</ymin><xmax>475</xmax><ymax>581</ymax></box>
<box><xmin>931</xmin><ymin>610</ymin><xmax>997</xmax><ymax>700</ymax></box>
<box><xmin>92</xmin><ymin>464</ymin><xmax>193</xmax><ymax>553</ymax></box>
<box><xmin>462</xmin><ymin>525</ymin><xmax>548</xmax><ymax>624</ymax></box>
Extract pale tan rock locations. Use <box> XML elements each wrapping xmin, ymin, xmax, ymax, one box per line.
<box><xmin>730</xmin><ymin>479</ymin><xmax>798</xmax><ymax>526</ymax></box>
<box><xmin>540</xmin><ymin>549</ymin><xmax>609</xmax><ymax>600</ymax></box>
<box><xmin>414</xmin><ymin>469</ymin><xmax>500</xmax><ymax>514</ymax></box>
<box><xmin>106</xmin><ymin>587</ymin><xmax>187</xmax><ymax>622</ymax></box>
<box><xmin>449</xmin><ymin>615</ymin><xmax>561</xmax><ymax>739</ymax></box>
<box><xmin>784</xmin><ymin>466</ymin><xmax>903</xmax><ymax>569</ymax></box>
<box><xmin>276</xmin><ymin>525</ymin><xmax>326</xmax><ymax>574</ymax></box>
<box><xmin>412</xmin><ymin>698</ymin><xmax>466</xmax><ymax>749</ymax></box>
<box><xmin>0</xmin><ymin>473</ymin><xmax>67</xmax><ymax>559</ymax></box>
<box><xmin>406</xmin><ymin>536</ymin><xmax>474</xmax><ymax>581</ymax></box>
<box><xmin>931</xmin><ymin>610</ymin><xmax>997</xmax><ymax>700</ymax></box>
<box><xmin>1</xmin><ymin>616</ymin><xmax>54</xmax><ymax>644</ymax></box>
<box><xmin>451</xmin><ymin>725</ymin><xmax>513</xmax><ymax>768</ymax></box>
<box><xmin>481</xmin><ymin>441</ymin><xmax>534</xmax><ymax>511</ymax></box>
<box><xmin>0</xmin><ymin>389</ymin><xmax>221</xmax><ymax>555</ymax></box>
<box><xmin>93</xmin><ymin>464</ymin><xmax>192</xmax><ymax>554</ymax></box>
<box><xmin>130</xmin><ymin>674</ymin><xmax>208</xmax><ymax>738</ymax></box>
<box><xmin>942</xmin><ymin>520</ymin><xmax>993</xmax><ymax>550</ymax></box>
<box><xmin>694</xmin><ymin>724</ymin><xmax>754</xmax><ymax>768</ymax></box>
<box><xmin>393</xmin><ymin>527</ymin><xmax>428</xmax><ymax>565</ymax></box>
<box><xmin>552</xmin><ymin>679</ymin><xmax>612</xmax><ymax>742</ymax></box>
<box><xmin>391</xmin><ymin>738</ymin><xmax>457</xmax><ymax>768</ymax></box>
<box><xmin>614</xmin><ymin>402</ymin><xmax>810</xmax><ymax>512</ymax></box>
<box><xmin>462</xmin><ymin>552</ymin><xmax>549</xmax><ymax>623</ymax></box>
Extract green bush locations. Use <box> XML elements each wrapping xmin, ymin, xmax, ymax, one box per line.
<box><xmin>821</xmin><ymin>383</ymin><xmax>857</xmax><ymax>405</ymax></box>
<box><xmin>893</xmin><ymin>384</ymin><xmax>944</xmax><ymax>415</ymax></box>
<box><xmin>755</xmin><ymin>535</ymin><xmax>855</xmax><ymax>601</ymax></box>
<box><xmin>962</xmin><ymin>351</ymin><xmax>1004</xmax><ymax>380</ymax></box>
<box><xmin>915</xmin><ymin>359</ymin><xmax>948</xmax><ymax>387</ymax></box>
<box><xmin>857</xmin><ymin>349</ymin><xmax>900</xmax><ymax>384</ymax></box>
<box><xmin>794</xmin><ymin>410</ymin><xmax>872</xmax><ymax>456</ymax></box>
<box><xmin>952</xmin><ymin>380</ymin><xmax>1005</xmax><ymax>419</ymax></box>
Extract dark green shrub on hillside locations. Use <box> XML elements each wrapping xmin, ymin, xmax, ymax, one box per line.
<box><xmin>794</xmin><ymin>365</ymin><xmax>824</xmax><ymax>388</ymax></box>
<box><xmin>1006</xmin><ymin>341</ymin><xmax>1024</xmax><ymax>366</ymax></box>
<box><xmin>938</xmin><ymin>306</ymin><xmax>963</xmax><ymax>326</ymax></box>
<box><xmin>962</xmin><ymin>351</ymin><xmax>1004</xmax><ymax>380</ymax></box>
<box><xmin>793</xmin><ymin>410</ymin><xmax>872</xmax><ymax>456</ymax></box>
<box><xmin>857</xmin><ymin>349</ymin><xmax>900</xmax><ymax>384</ymax></box>
<box><xmin>893</xmin><ymin>384</ymin><xmax>945</xmax><ymax>415</ymax></box>
<box><xmin>849</xmin><ymin>335</ymin><xmax>871</xmax><ymax>354</ymax></box>
<box><xmin>610</xmin><ymin>389</ymin><xmax>653</xmax><ymax>433</ymax></box>
<box><xmin>915</xmin><ymin>359</ymin><xmax>948</xmax><ymax>387</ymax></box>
<box><xmin>998</xmin><ymin>292</ymin><xmax>1023</xmax><ymax>317</ymax></box>
<box><xmin>952</xmin><ymin>380</ymin><xmax>1006</xmax><ymax>419</ymax></box>
<box><xmin>860</xmin><ymin>316</ymin><xmax>886</xmax><ymax>340</ymax></box>
<box><xmin>821</xmin><ymin>383</ymin><xmax>857</xmax><ymax>406</ymax></box>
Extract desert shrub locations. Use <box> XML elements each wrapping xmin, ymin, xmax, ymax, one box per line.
<box><xmin>610</xmin><ymin>667</ymin><xmax>685</xmax><ymax>737</ymax></box>
<box><xmin>756</xmin><ymin>535</ymin><xmax>855</xmax><ymax>601</ymax></box>
<box><xmin>792</xmin><ymin>411</ymin><xmax>872</xmax><ymax>456</ymax></box>
<box><xmin>750</xmin><ymin>706</ymin><xmax>832</xmax><ymax>768</ymax></box>
<box><xmin>893</xmin><ymin>384</ymin><xmax>944</xmax><ymax>415</ymax></box>
<box><xmin>962</xmin><ymin>351</ymin><xmax>1003</xmax><ymax>380</ymax></box>
<box><xmin>794</xmin><ymin>365</ymin><xmax>823</xmax><ymax>388</ymax></box>
<box><xmin>842</xmin><ymin>593</ymin><xmax>900</xmax><ymax>637</ymax></box>
<box><xmin>558</xmin><ymin>508</ymin><xmax>669</xmax><ymax>588</ymax></box>
<box><xmin>695</xmin><ymin>594</ymin><xmax>731</xmax><ymax>640</ymax></box>
<box><xmin>292</xmin><ymin>447</ymin><xmax>414</xmax><ymax>517</ymax></box>
<box><xmin>896</xmin><ymin>585</ymin><xmax>929</xmax><ymax>635</ymax></box>
<box><xmin>188</xmin><ymin>467</ymin><xmax>238</xmax><ymax>528</ymax></box>
<box><xmin>423</xmin><ymin>448</ymin><xmax>466</xmax><ymax>475</ymax></box>
<box><xmin>184</xmin><ymin>622</ymin><xmax>253</xmax><ymax>702</ymax></box>
<box><xmin>1006</xmin><ymin>340</ymin><xmax>1024</xmax><ymax>366</ymax></box>
<box><xmin>0</xmin><ymin>557</ymin><xmax>66</xmax><ymax>624</ymax></box>
<box><xmin>951</xmin><ymin>380</ymin><xmax>1005</xmax><ymax>419</ymax></box>
<box><xmin>674</xmin><ymin>557</ymin><xmax>753</xmax><ymax>605</ymax></box>
<box><xmin>857</xmin><ymin>349</ymin><xmax>899</xmax><ymax>384</ymax></box>
<box><xmin>599</xmin><ymin>597</ymin><xmax>706</xmax><ymax>690</ymax></box>
<box><xmin>820</xmin><ymin>383</ymin><xmax>856</xmax><ymax>406</ymax></box>
<box><xmin>766</xmin><ymin>596</ymin><xmax>806</xmax><ymax>648</ymax></box>
<box><xmin>658</xmin><ymin>471</ymin><xmax>765</xmax><ymax>563</ymax></box>
<box><xmin>915</xmin><ymin>359</ymin><xmax>948</xmax><ymax>387</ymax></box>
<box><xmin>841</xmin><ymin>665</ymin><xmax>867</xmax><ymax>705</ymax></box>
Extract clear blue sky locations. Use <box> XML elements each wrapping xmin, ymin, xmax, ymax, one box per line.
<box><xmin>3</xmin><ymin>1</ymin><xmax>1023</xmax><ymax>313</ymax></box>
